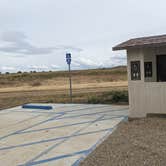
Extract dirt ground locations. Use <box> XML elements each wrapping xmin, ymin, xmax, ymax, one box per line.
<box><xmin>80</xmin><ymin>117</ymin><xmax>166</xmax><ymax>166</ymax></box>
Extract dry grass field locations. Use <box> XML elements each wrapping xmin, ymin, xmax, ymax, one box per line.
<box><xmin>0</xmin><ymin>66</ymin><xmax>128</xmax><ymax>110</ymax></box>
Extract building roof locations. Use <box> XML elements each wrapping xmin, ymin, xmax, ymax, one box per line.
<box><xmin>113</xmin><ymin>34</ymin><xmax>166</xmax><ymax>51</ymax></box>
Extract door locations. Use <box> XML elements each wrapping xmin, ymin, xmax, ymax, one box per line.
<box><xmin>157</xmin><ymin>55</ymin><xmax>166</xmax><ymax>82</ymax></box>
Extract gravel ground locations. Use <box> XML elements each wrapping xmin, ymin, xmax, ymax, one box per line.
<box><xmin>80</xmin><ymin>118</ymin><xmax>166</xmax><ymax>166</ymax></box>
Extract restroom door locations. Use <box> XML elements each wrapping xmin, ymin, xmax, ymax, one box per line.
<box><xmin>157</xmin><ymin>55</ymin><xmax>166</xmax><ymax>82</ymax></box>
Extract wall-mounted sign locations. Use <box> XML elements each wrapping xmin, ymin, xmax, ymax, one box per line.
<box><xmin>144</xmin><ymin>62</ymin><xmax>152</xmax><ymax>78</ymax></box>
<box><xmin>131</xmin><ymin>61</ymin><xmax>141</xmax><ymax>80</ymax></box>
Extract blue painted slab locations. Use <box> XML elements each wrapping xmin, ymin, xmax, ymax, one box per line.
<box><xmin>22</xmin><ymin>104</ymin><xmax>53</xmax><ymax>110</ymax></box>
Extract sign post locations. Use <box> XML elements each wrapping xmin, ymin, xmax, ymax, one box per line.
<box><xmin>66</xmin><ymin>53</ymin><xmax>72</xmax><ymax>103</ymax></box>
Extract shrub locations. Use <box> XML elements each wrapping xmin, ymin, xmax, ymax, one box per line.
<box><xmin>30</xmin><ymin>81</ymin><xmax>42</xmax><ymax>86</ymax></box>
<box><xmin>88</xmin><ymin>96</ymin><xmax>100</xmax><ymax>104</ymax></box>
<box><xmin>87</xmin><ymin>90</ymin><xmax>128</xmax><ymax>104</ymax></box>
<box><xmin>111</xmin><ymin>91</ymin><xmax>128</xmax><ymax>103</ymax></box>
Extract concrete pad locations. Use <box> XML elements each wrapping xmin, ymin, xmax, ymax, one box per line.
<box><xmin>0</xmin><ymin>104</ymin><xmax>128</xmax><ymax>166</ymax></box>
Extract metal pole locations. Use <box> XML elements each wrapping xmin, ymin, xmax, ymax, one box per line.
<box><xmin>68</xmin><ymin>63</ymin><xmax>72</xmax><ymax>103</ymax></box>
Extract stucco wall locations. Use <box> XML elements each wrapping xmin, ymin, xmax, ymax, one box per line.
<box><xmin>127</xmin><ymin>48</ymin><xmax>144</xmax><ymax>83</ymax></box>
<box><xmin>127</xmin><ymin>48</ymin><xmax>145</xmax><ymax>117</ymax></box>
<box><xmin>143</xmin><ymin>48</ymin><xmax>157</xmax><ymax>82</ymax></box>
<box><xmin>129</xmin><ymin>82</ymin><xmax>166</xmax><ymax>117</ymax></box>
<box><xmin>127</xmin><ymin>47</ymin><xmax>166</xmax><ymax>117</ymax></box>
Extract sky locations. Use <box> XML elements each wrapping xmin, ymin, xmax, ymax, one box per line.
<box><xmin>0</xmin><ymin>0</ymin><xmax>166</xmax><ymax>73</ymax></box>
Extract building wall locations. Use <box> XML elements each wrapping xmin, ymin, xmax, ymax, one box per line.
<box><xmin>129</xmin><ymin>82</ymin><xmax>166</xmax><ymax>117</ymax></box>
<box><xmin>143</xmin><ymin>48</ymin><xmax>157</xmax><ymax>82</ymax></box>
<box><xmin>127</xmin><ymin>48</ymin><xmax>145</xmax><ymax>117</ymax></box>
<box><xmin>127</xmin><ymin>47</ymin><xmax>166</xmax><ymax>117</ymax></box>
<box><xmin>127</xmin><ymin>48</ymin><xmax>145</xmax><ymax>83</ymax></box>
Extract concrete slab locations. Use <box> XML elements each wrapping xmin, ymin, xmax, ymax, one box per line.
<box><xmin>0</xmin><ymin>104</ymin><xmax>128</xmax><ymax>166</ymax></box>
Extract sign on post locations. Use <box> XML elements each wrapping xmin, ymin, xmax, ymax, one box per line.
<box><xmin>66</xmin><ymin>53</ymin><xmax>72</xmax><ymax>103</ymax></box>
<box><xmin>66</xmin><ymin>53</ymin><xmax>71</xmax><ymax>65</ymax></box>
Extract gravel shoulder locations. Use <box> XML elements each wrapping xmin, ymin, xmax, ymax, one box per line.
<box><xmin>80</xmin><ymin>118</ymin><xmax>166</xmax><ymax>166</ymax></box>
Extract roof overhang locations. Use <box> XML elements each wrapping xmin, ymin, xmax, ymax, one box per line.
<box><xmin>112</xmin><ymin>34</ymin><xmax>166</xmax><ymax>51</ymax></box>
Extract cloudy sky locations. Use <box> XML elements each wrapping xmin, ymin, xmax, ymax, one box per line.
<box><xmin>0</xmin><ymin>0</ymin><xmax>166</xmax><ymax>72</ymax></box>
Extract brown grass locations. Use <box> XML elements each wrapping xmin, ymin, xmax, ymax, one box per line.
<box><xmin>0</xmin><ymin>66</ymin><xmax>128</xmax><ymax>110</ymax></box>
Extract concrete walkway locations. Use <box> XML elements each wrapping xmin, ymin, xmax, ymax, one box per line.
<box><xmin>0</xmin><ymin>104</ymin><xmax>128</xmax><ymax>166</ymax></box>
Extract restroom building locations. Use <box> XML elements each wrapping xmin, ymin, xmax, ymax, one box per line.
<box><xmin>113</xmin><ymin>34</ymin><xmax>166</xmax><ymax>117</ymax></box>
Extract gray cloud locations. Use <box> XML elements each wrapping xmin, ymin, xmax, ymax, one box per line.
<box><xmin>28</xmin><ymin>64</ymin><xmax>61</xmax><ymax>71</ymax></box>
<box><xmin>72</xmin><ymin>55</ymin><xmax>127</xmax><ymax>70</ymax></box>
<box><xmin>0</xmin><ymin>0</ymin><xmax>163</xmax><ymax>72</ymax></box>
<box><xmin>1</xmin><ymin>66</ymin><xmax>16</xmax><ymax>72</ymax></box>
<box><xmin>73</xmin><ymin>57</ymin><xmax>104</xmax><ymax>69</ymax></box>
<box><xmin>0</xmin><ymin>31</ymin><xmax>83</xmax><ymax>55</ymax></box>
<box><xmin>56</xmin><ymin>45</ymin><xmax>83</xmax><ymax>52</ymax></box>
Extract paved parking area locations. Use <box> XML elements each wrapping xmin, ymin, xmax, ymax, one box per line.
<box><xmin>0</xmin><ymin>104</ymin><xmax>128</xmax><ymax>166</ymax></box>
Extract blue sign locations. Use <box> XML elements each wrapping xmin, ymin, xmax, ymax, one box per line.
<box><xmin>66</xmin><ymin>53</ymin><xmax>71</xmax><ymax>59</ymax></box>
<box><xmin>66</xmin><ymin>58</ymin><xmax>71</xmax><ymax>64</ymax></box>
<box><xmin>66</xmin><ymin>53</ymin><xmax>71</xmax><ymax>65</ymax></box>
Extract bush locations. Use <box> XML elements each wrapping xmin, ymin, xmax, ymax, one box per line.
<box><xmin>111</xmin><ymin>91</ymin><xmax>128</xmax><ymax>103</ymax></box>
<box><xmin>30</xmin><ymin>81</ymin><xmax>42</xmax><ymax>87</ymax></box>
<box><xmin>87</xmin><ymin>96</ymin><xmax>100</xmax><ymax>104</ymax></box>
<box><xmin>88</xmin><ymin>90</ymin><xmax>128</xmax><ymax>104</ymax></box>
